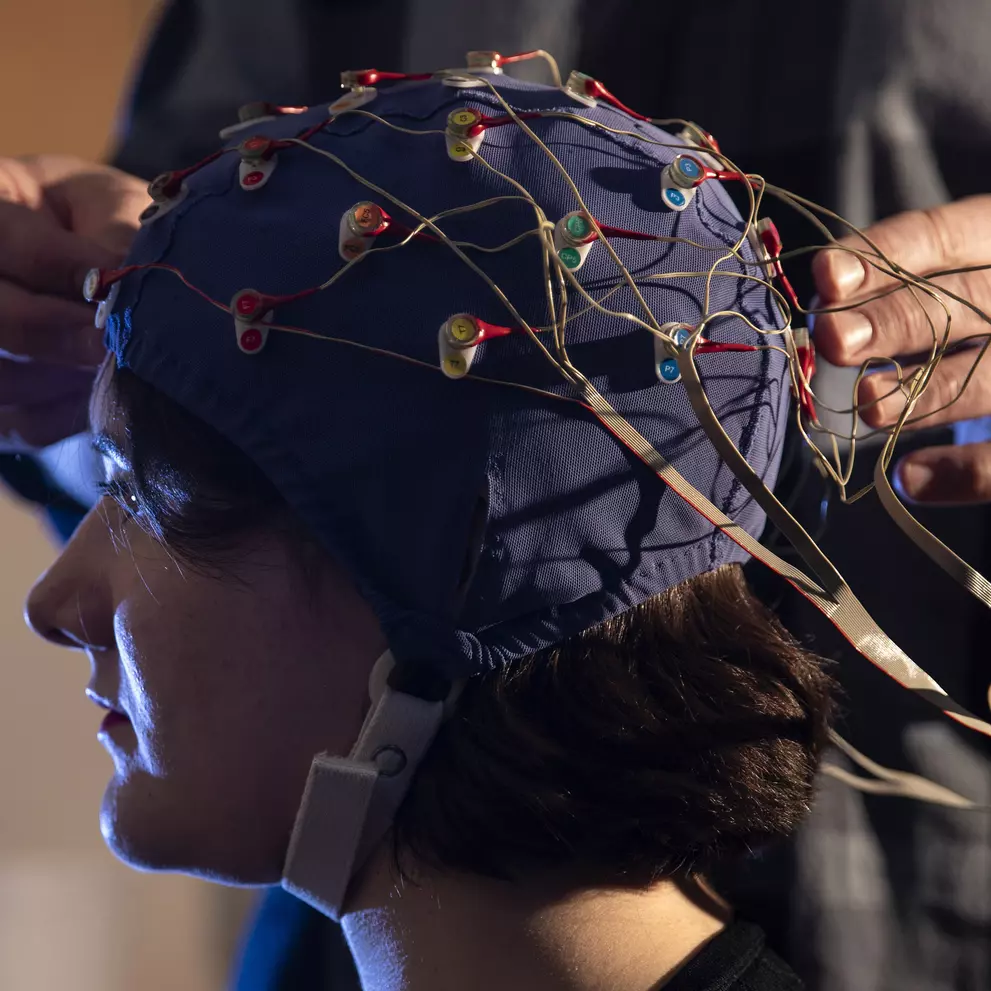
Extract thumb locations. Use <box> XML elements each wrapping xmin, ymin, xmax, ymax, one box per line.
<box><xmin>0</xmin><ymin>198</ymin><xmax>122</xmax><ymax>300</ymax></box>
<box><xmin>49</xmin><ymin>166</ymin><xmax>151</xmax><ymax>261</ymax></box>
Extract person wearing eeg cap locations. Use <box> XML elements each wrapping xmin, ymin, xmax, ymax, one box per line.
<box><xmin>6</xmin><ymin>6</ymin><xmax>991</xmax><ymax>990</ymax></box>
<box><xmin>25</xmin><ymin>70</ymin><xmax>828</xmax><ymax>989</ymax></box>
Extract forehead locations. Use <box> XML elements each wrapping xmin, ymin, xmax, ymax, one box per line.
<box><xmin>88</xmin><ymin>353</ymin><xmax>130</xmax><ymax>468</ymax></box>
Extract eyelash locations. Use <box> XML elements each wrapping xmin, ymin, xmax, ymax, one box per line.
<box><xmin>96</xmin><ymin>478</ymin><xmax>142</xmax><ymax>517</ymax></box>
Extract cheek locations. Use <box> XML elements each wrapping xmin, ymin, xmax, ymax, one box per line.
<box><xmin>112</xmin><ymin>565</ymin><xmax>377</xmax><ymax>834</ymax></box>
<box><xmin>102</xmin><ymin>537</ymin><xmax>386</xmax><ymax>881</ymax></box>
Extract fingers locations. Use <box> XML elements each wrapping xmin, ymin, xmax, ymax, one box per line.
<box><xmin>0</xmin><ymin>279</ymin><xmax>106</xmax><ymax>367</ymax></box>
<box><xmin>0</xmin><ymin>197</ymin><xmax>121</xmax><ymax>300</ymax></box>
<box><xmin>895</xmin><ymin>442</ymin><xmax>991</xmax><ymax>505</ymax></box>
<box><xmin>812</xmin><ymin>196</ymin><xmax>991</xmax><ymax>365</ymax></box>
<box><xmin>45</xmin><ymin>165</ymin><xmax>149</xmax><ymax>258</ymax></box>
<box><xmin>0</xmin><ymin>391</ymin><xmax>91</xmax><ymax>450</ymax></box>
<box><xmin>814</xmin><ymin>195</ymin><xmax>991</xmax><ymax>301</ymax></box>
<box><xmin>0</xmin><ymin>359</ymin><xmax>95</xmax><ymax>405</ymax></box>
<box><xmin>858</xmin><ymin>349</ymin><xmax>991</xmax><ymax>431</ymax></box>
<box><xmin>815</xmin><ymin>266</ymin><xmax>991</xmax><ymax>367</ymax></box>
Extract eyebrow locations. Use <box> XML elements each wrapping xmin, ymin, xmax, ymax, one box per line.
<box><xmin>90</xmin><ymin>431</ymin><xmax>130</xmax><ymax>469</ymax></box>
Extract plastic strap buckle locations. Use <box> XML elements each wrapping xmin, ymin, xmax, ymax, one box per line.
<box><xmin>281</xmin><ymin>678</ymin><xmax>444</xmax><ymax>920</ymax></box>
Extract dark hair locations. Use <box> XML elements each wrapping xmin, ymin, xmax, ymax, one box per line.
<box><xmin>103</xmin><ymin>363</ymin><xmax>836</xmax><ymax>885</ymax></box>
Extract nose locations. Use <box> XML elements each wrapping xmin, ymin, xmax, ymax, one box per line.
<box><xmin>24</xmin><ymin>509</ymin><xmax>115</xmax><ymax>651</ymax></box>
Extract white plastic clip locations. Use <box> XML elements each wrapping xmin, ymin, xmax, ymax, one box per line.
<box><xmin>661</xmin><ymin>154</ymin><xmax>707</xmax><ymax>213</ymax></box>
<box><xmin>238</xmin><ymin>137</ymin><xmax>279</xmax><ymax>192</ymax></box>
<box><xmin>676</xmin><ymin>125</ymin><xmax>722</xmax><ymax>171</ymax></box>
<box><xmin>329</xmin><ymin>87</ymin><xmax>379</xmax><ymax>114</ymax></box>
<box><xmin>82</xmin><ymin>268</ymin><xmax>105</xmax><ymax>305</ymax></box>
<box><xmin>445</xmin><ymin>107</ymin><xmax>485</xmax><ymax>162</ymax></box>
<box><xmin>746</xmin><ymin>217</ymin><xmax>778</xmax><ymax>279</ymax></box>
<box><xmin>83</xmin><ymin>267</ymin><xmax>121</xmax><ymax>329</ymax></box>
<box><xmin>562</xmin><ymin>70</ymin><xmax>598</xmax><ymax>108</ymax></box>
<box><xmin>439</xmin><ymin>74</ymin><xmax>482</xmax><ymax>89</ymax></box>
<box><xmin>235</xmin><ymin>322</ymin><xmax>270</xmax><ymax>354</ymax></box>
<box><xmin>438</xmin><ymin>314</ymin><xmax>480</xmax><ymax>378</ymax></box>
<box><xmin>95</xmin><ymin>282</ymin><xmax>120</xmax><ymax>331</ymax></box>
<box><xmin>554</xmin><ymin>212</ymin><xmax>597</xmax><ymax>272</ymax></box>
<box><xmin>338</xmin><ymin>201</ymin><xmax>389</xmax><ymax>262</ymax></box>
<box><xmin>231</xmin><ymin>289</ymin><xmax>272</xmax><ymax>354</ymax></box>
<box><xmin>464</xmin><ymin>51</ymin><xmax>504</xmax><ymax>73</ymax></box>
<box><xmin>439</xmin><ymin>52</ymin><xmax>504</xmax><ymax>88</ymax></box>
<box><xmin>655</xmin><ymin>322</ymin><xmax>693</xmax><ymax>384</ymax></box>
<box><xmin>139</xmin><ymin>173</ymin><xmax>188</xmax><ymax>227</ymax></box>
<box><xmin>239</xmin><ymin>158</ymin><xmax>277</xmax><ymax>190</ymax></box>
<box><xmin>219</xmin><ymin>102</ymin><xmax>279</xmax><ymax>140</ymax></box>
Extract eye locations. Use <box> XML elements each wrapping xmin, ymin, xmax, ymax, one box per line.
<box><xmin>96</xmin><ymin>477</ymin><xmax>143</xmax><ymax>519</ymax></box>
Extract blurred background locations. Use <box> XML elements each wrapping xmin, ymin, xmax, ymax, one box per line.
<box><xmin>0</xmin><ymin>2</ymin><xmax>252</xmax><ymax>988</ymax></box>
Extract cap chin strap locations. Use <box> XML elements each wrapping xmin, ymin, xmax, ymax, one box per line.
<box><xmin>281</xmin><ymin>650</ymin><xmax>448</xmax><ymax>921</ymax></box>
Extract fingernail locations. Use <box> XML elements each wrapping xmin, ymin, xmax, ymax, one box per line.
<box><xmin>896</xmin><ymin>459</ymin><xmax>933</xmax><ymax>501</ymax></box>
<box><xmin>861</xmin><ymin>372</ymin><xmax>899</xmax><ymax>425</ymax></box>
<box><xmin>830</xmin><ymin>310</ymin><xmax>874</xmax><ymax>357</ymax></box>
<box><xmin>825</xmin><ymin>252</ymin><xmax>866</xmax><ymax>297</ymax></box>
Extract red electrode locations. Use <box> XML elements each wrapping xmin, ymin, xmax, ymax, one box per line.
<box><xmin>757</xmin><ymin>219</ymin><xmax>801</xmax><ymax>314</ymax></box>
<box><xmin>82</xmin><ymin>266</ymin><xmax>141</xmax><ymax>303</ymax></box>
<box><xmin>445</xmin><ymin>315</ymin><xmax>517</xmax><ymax>348</ymax></box>
<box><xmin>239</xmin><ymin>136</ymin><xmax>280</xmax><ymax>161</ymax></box>
<box><xmin>238</xmin><ymin>102</ymin><xmax>308</xmax><ymax>122</ymax></box>
<box><xmin>341</xmin><ymin>69</ymin><xmax>434</xmax><ymax>89</ymax></box>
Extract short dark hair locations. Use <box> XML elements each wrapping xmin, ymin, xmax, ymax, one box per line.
<box><xmin>103</xmin><ymin>363</ymin><xmax>836</xmax><ymax>885</ymax></box>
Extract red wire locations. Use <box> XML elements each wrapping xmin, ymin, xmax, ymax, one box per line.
<box><xmin>173</xmin><ymin>149</ymin><xmax>226</xmax><ymax>182</ymax></box>
<box><xmin>140</xmin><ymin>264</ymin><xmax>231</xmax><ymax>310</ymax></box>
<box><xmin>710</xmin><ymin>169</ymin><xmax>763</xmax><ymax>190</ymax></box>
<box><xmin>475</xmin><ymin>112</ymin><xmax>546</xmax><ymax>134</ymax></box>
<box><xmin>582</xmin><ymin>80</ymin><xmax>651</xmax><ymax>123</ymax></box>
<box><xmin>354</xmin><ymin>70</ymin><xmax>434</xmax><ymax>87</ymax></box>
<box><xmin>497</xmin><ymin>51</ymin><xmax>545</xmax><ymax>66</ymax></box>
<box><xmin>293</xmin><ymin>118</ymin><xmax>334</xmax><ymax>142</ymax></box>
<box><xmin>797</xmin><ymin>347</ymin><xmax>818</xmax><ymax>422</ymax></box>
<box><xmin>695</xmin><ymin>342</ymin><xmax>760</xmax><ymax>354</ymax></box>
<box><xmin>778</xmin><ymin>274</ymin><xmax>801</xmax><ymax>313</ymax></box>
<box><xmin>596</xmin><ymin>223</ymin><xmax>668</xmax><ymax>242</ymax></box>
<box><xmin>389</xmin><ymin>221</ymin><xmax>440</xmax><ymax>244</ymax></box>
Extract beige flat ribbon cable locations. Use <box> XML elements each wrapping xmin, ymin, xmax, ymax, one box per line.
<box><xmin>297</xmin><ymin>85</ymin><xmax>991</xmax><ymax>746</ymax></box>
<box><xmin>579</xmin><ymin>356</ymin><xmax>991</xmax><ymax>741</ymax></box>
<box><xmin>872</xmin><ymin>441</ymin><xmax>991</xmax><ymax>608</ymax></box>
<box><xmin>822</xmin><ymin>730</ymin><xmax>984</xmax><ymax>809</ymax></box>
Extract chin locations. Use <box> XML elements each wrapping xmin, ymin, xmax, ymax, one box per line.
<box><xmin>99</xmin><ymin>774</ymin><xmax>287</xmax><ymax>886</ymax></box>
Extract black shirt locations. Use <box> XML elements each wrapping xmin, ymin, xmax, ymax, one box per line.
<box><xmin>665</xmin><ymin>922</ymin><xmax>803</xmax><ymax>991</ymax></box>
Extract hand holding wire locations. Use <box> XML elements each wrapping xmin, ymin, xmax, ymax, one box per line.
<box><xmin>813</xmin><ymin>196</ymin><xmax>991</xmax><ymax>503</ymax></box>
<box><xmin>0</xmin><ymin>156</ymin><xmax>147</xmax><ymax>448</ymax></box>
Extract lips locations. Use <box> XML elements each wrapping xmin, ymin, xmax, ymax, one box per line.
<box><xmin>100</xmin><ymin>710</ymin><xmax>130</xmax><ymax>732</ymax></box>
<box><xmin>87</xmin><ymin>689</ymin><xmax>132</xmax><ymax>739</ymax></box>
<box><xmin>85</xmin><ymin>688</ymin><xmax>128</xmax><ymax>719</ymax></box>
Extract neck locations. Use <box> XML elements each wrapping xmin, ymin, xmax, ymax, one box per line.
<box><xmin>340</xmin><ymin>844</ymin><xmax>730</xmax><ymax>991</ymax></box>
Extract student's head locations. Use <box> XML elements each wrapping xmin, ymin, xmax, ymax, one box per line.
<box><xmin>25</xmin><ymin>73</ymin><xmax>833</xmax><ymax>905</ymax></box>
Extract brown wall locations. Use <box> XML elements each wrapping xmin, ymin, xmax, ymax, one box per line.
<box><xmin>0</xmin><ymin>1</ymin><xmax>156</xmax><ymax>160</ymax></box>
<box><xmin>0</xmin><ymin>3</ymin><xmax>250</xmax><ymax>988</ymax></box>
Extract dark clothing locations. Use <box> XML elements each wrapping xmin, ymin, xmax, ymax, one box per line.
<box><xmin>7</xmin><ymin>1</ymin><xmax>991</xmax><ymax>989</ymax></box>
<box><xmin>665</xmin><ymin>922</ymin><xmax>803</xmax><ymax>991</ymax></box>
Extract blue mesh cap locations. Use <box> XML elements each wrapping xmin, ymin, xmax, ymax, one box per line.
<box><xmin>104</xmin><ymin>75</ymin><xmax>790</xmax><ymax>679</ymax></box>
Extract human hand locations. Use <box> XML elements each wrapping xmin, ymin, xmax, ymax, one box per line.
<box><xmin>0</xmin><ymin>155</ymin><xmax>148</xmax><ymax>448</ymax></box>
<box><xmin>813</xmin><ymin>196</ymin><xmax>991</xmax><ymax>505</ymax></box>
